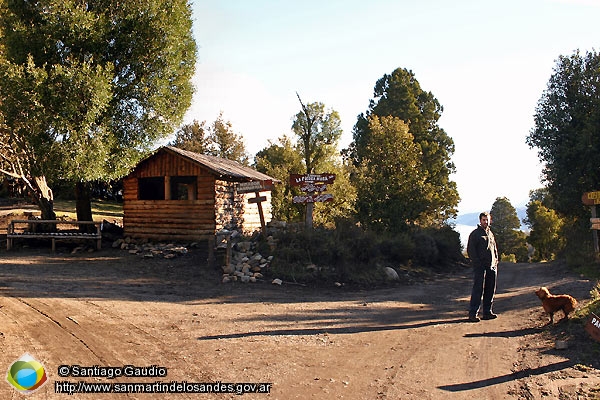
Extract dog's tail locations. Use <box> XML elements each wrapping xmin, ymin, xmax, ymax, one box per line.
<box><xmin>565</xmin><ymin>296</ymin><xmax>578</xmax><ymax>314</ymax></box>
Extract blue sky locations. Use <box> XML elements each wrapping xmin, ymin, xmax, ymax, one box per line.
<box><xmin>183</xmin><ymin>0</ymin><xmax>599</xmax><ymax>215</ymax></box>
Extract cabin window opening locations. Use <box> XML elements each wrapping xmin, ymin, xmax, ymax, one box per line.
<box><xmin>171</xmin><ymin>176</ymin><xmax>197</xmax><ymax>200</ymax></box>
<box><xmin>138</xmin><ymin>177</ymin><xmax>165</xmax><ymax>200</ymax></box>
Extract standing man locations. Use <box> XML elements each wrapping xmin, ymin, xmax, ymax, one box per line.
<box><xmin>467</xmin><ymin>212</ymin><xmax>499</xmax><ymax>322</ymax></box>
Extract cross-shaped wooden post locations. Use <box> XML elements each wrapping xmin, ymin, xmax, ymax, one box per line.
<box><xmin>248</xmin><ymin>191</ymin><xmax>268</xmax><ymax>235</ymax></box>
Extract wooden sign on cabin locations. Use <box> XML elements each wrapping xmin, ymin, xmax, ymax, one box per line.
<box><xmin>237</xmin><ymin>180</ymin><xmax>274</xmax><ymax>194</ymax></box>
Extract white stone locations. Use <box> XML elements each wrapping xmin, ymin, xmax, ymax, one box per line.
<box><xmin>272</xmin><ymin>278</ymin><xmax>283</xmax><ymax>285</ymax></box>
<box><xmin>384</xmin><ymin>267</ymin><xmax>399</xmax><ymax>281</ymax></box>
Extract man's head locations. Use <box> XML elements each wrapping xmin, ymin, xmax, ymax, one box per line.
<box><xmin>479</xmin><ymin>212</ymin><xmax>491</xmax><ymax>229</ymax></box>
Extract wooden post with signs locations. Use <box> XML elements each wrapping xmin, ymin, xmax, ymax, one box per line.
<box><xmin>582</xmin><ymin>191</ymin><xmax>600</xmax><ymax>253</ymax></box>
<box><xmin>237</xmin><ymin>180</ymin><xmax>273</xmax><ymax>235</ymax></box>
<box><xmin>290</xmin><ymin>173</ymin><xmax>336</xmax><ymax>229</ymax></box>
<box><xmin>585</xmin><ymin>313</ymin><xmax>600</xmax><ymax>343</ymax></box>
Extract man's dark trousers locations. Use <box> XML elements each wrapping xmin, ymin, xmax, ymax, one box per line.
<box><xmin>469</xmin><ymin>265</ymin><xmax>497</xmax><ymax>316</ymax></box>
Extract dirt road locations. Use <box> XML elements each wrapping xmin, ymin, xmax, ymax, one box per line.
<box><xmin>0</xmin><ymin>248</ymin><xmax>599</xmax><ymax>399</ymax></box>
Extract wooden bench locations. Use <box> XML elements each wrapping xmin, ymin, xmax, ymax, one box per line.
<box><xmin>7</xmin><ymin>220</ymin><xmax>102</xmax><ymax>252</ymax></box>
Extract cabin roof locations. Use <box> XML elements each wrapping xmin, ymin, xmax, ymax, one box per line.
<box><xmin>133</xmin><ymin>146</ymin><xmax>278</xmax><ymax>182</ymax></box>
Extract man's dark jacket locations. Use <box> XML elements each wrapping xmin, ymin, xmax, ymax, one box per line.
<box><xmin>467</xmin><ymin>225</ymin><xmax>498</xmax><ymax>269</ymax></box>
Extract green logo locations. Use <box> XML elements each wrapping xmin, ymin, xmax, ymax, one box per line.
<box><xmin>6</xmin><ymin>353</ymin><xmax>48</xmax><ymax>394</ymax></box>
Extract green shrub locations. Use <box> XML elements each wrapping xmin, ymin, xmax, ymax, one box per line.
<box><xmin>500</xmin><ymin>253</ymin><xmax>517</xmax><ymax>263</ymax></box>
<box><xmin>378</xmin><ymin>232</ymin><xmax>415</xmax><ymax>264</ymax></box>
<box><xmin>266</xmin><ymin>219</ymin><xmax>464</xmax><ymax>285</ymax></box>
<box><xmin>427</xmin><ymin>226</ymin><xmax>464</xmax><ymax>268</ymax></box>
<box><xmin>412</xmin><ymin>231</ymin><xmax>438</xmax><ymax>268</ymax></box>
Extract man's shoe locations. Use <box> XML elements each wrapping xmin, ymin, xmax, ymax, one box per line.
<box><xmin>482</xmin><ymin>313</ymin><xmax>498</xmax><ymax>320</ymax></box>
<box><xmin>468</xmin><ymin>315</ymin><xmax>480</xmax><ymax>323</ymax></box>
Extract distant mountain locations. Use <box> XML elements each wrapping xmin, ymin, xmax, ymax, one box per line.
<box><xmin>453</xmin><ymin>207</ymin><xmax>528</xmax><ymax>231</ymax></box>
<box><xmin>452</xmin><ymin>207</ymin><xmax>528</xmax><ymax>247</ymax></box>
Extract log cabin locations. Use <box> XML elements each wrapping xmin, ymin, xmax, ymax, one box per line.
<box><xmin>122</xmin><ymin>146</ymin><xmax>278</xmax><ymax>242</ymax></box>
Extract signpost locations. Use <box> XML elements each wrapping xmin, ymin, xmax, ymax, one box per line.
<box><xmin>290</xmin><ymin>173</ymin><xmax>336</xmax><ymax>186</ymax></box>
<box><xmin>583</xmin><ymin>191</ymin><xmax>600</xmax><ymax>253</ymax></box>
<box><xmin>292</xmin><ymin>193</ymin><xmax>334</xmax><ymax>203</ymax></box>
<box><xmin>585</xmin><ymin>313</ymin><xmax>600</xmax><ymax>343</ymax></box>
<box><xmin>290</xmin><ymin>173</ymin><xmax>336</xmax><ymax>228</ymax></box>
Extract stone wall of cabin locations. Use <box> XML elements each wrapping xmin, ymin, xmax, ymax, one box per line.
<box><xmin>214</xmin><ymin>180</ymin><xmax>273</xmax><ymax>234</ymax></box>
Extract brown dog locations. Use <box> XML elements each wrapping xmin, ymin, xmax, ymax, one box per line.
<box><xmin>535</xmin><ymin>286</ymin><xmax>577</xmax><ymax>324</ymax></box>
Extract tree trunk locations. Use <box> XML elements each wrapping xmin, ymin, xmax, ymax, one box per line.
<box><xmin>31</xmin><ymin>176</ymin><xmax>56</xmax><ymax>232</ymax></box>
<box><xmin>75</xmin><ymin>181</ymin><xmax>94</xmax><ymax>233</ymax></box>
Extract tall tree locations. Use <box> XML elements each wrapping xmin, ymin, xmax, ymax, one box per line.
<box><xmin>208</xmin><ymin>112</ymin><xmax>249</xmax><ymax>165</ymax></box>
<box><xmin>524</xmin><ymin>189</ymin><xmax>565</xmax><ymax>262</ymax></box>
<box><xmin>172</xmin><ymin>113</ymin><xmax>249</xmax><ymax>165</ymax></box>
<box><xmin>292</xmin><ymin>94</ymin><xmax>343</xmax><ymax>228</ymax></box>
<box><xmin>353</xmin><ymin>115</ymin><xmax>425</xmax><ymax>232</ymax></box>
<box><xmin>490</xmin><ymin>197</ymin><xmax>528</xmax><ymax>262</ymax></box>
<box><xmin>255</xmin><ymin>136</ymin><xmax>305</xmax><ymax>222</ymax></box>
<box><xmin>292</xmin><ymin>94</ymin><xmax>343</xmax><ymax>174</ymax></box>
<box><xmin>0</xmin><ymin>0</ymin><xmax>196</xmax><ymax>220</ymax></box>
<box><xmin>526</xmin><ymin>50</ymin><xmax>600</xmax><ymax>262</ymax></box>
<box><xmin>526</xmin><ymin>50</ymin><xmax>600</xmax><ymax>217</ymax></box>
<box><xmin>170</xmin><ymin>120</ymin><xmax>210</xmax><ymax>154</ymax></box>
<box><xmin>347</xmin><ymin>68</ymin><xmax>459</xmax><ymax>226</ymax></box>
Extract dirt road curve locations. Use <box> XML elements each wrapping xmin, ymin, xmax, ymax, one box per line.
<box><xmin>0</xmin><ymin>248</ymin><xmax>599</xmax><ymax>399</ymax></box>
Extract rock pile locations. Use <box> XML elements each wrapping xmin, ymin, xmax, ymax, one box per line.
<box><xmin>220</xmin><ymin>239</ymin><xmax>274</xmax><ymax>284</ymax></box>
<box><xmin>112</xmin><ymin>237</ymin><xmax>192</xmax><ymax>259</ymax></box>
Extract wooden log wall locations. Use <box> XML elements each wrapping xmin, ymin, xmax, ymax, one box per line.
<box><xmin>122</xmin><ymin>149</ymin><xmax>274</xmax><ymax>241</ymax></box>
<box><xmin>123</xmin><ymin>200</ymin><xmax>216</xmax><ymax>241</ymax></box>
<box><xmin>123</xmin><ymin>151</ymin><xmax>218</xmax><ymax>241</ymax></box>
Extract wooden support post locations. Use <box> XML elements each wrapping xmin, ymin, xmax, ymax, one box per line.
<box><xmin>305</xmin><ymin>196</ymin><xmax>314</xmax><ymax>230</ymax></box>
<box><xmin>7</xmin><ymin>221</ymin><xmax>13</xmax><ymax>250</ymax></box>
<box><xmin>225</xmin><ymin>236</ymin><xmax>232</xmax><ymax>270</ymax></box>
<box><xmin>592</xmin><ymin>206</ymin><xmax>599</xmax><ymax>254</ymax></box>
<box><xmin>164</xmin><ymin>176</ymin><xmax>171</xmax><ymax>200</ymax></box>
<box><xmin>96</xmin><ymin>224</ymin><xmax>102</xmax><ymax>250</ymax></box>
<box><xmin>208</xmin><ymin>234</ymin><xmax>216</xmax><ymax>268</ymax></box>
